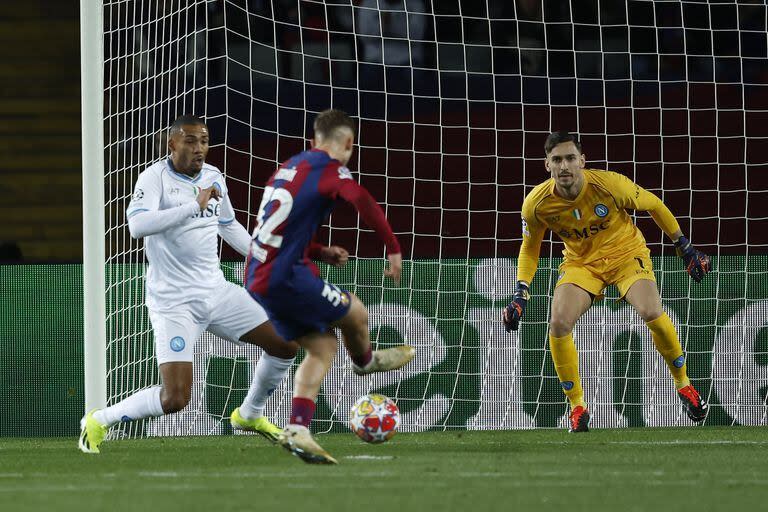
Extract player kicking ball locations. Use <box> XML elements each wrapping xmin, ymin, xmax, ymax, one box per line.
<box><xmin>503</xmin><ymin>131</ymin><xmax>711</xmax><ymax>432</ymax></box>
<box><xmin>243</xmin><ymin>109</ymin><xmax>415</xmax><ymax>464</ymax></box>
<box><xmin>78</xmin><ymin>116</ymin><xmax>298</xmax><ymax>453</ymax></box>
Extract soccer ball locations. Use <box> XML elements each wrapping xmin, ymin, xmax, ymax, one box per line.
<box><xmin>349</xmin><ymin>393</ymin><xmax>401</xmax><ymax>443</ymax></box>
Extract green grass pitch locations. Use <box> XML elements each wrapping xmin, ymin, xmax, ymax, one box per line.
<box><xmin>2</xmin><ymin>428</ymin><xmax>767</xmax><ymax>511</ymax></box>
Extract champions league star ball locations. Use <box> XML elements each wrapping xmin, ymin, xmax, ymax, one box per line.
<box><xmin>349</xmin><ymin>394</ymin><xmax>401</xmax><ymax>443</ymax></box>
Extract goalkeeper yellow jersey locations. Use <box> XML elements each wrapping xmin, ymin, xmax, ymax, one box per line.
<box><xmin>517</xmin><ymin>169</ymin><xmax>680</xmax><ymax>284</ymax></box>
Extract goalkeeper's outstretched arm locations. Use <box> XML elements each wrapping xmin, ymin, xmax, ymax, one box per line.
<box><xmin>611</xmin><ymin>172</ymin><xmax>711</xmax><ymax>282</ymax></box>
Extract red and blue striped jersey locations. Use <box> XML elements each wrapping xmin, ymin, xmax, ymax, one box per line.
<box><xmin>245</xmin><ymin>149</ymin><xmax>400</xmax><ymax>296</ymax></box>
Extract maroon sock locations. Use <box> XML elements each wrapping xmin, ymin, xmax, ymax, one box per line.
<box><xmin>290</xmin><ymin>397</ymin><xmax>316</xmax><ymax>428</ymax></box>
<box><xmin>350</xmin><ymin>346</ymin><xmax>373</xmax><ymax>368</ymax></box>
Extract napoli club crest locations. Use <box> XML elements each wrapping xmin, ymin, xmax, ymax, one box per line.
<box><xmin>594</xmin><ymin>204</ymin><xmax>609</xmax><ymax>218</ymax></box>
<box><xmin>170</xmin><ymin>336</ymin><xmax>186</xmax><ymax>352</ymax></box>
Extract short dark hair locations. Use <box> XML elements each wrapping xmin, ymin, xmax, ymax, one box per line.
<box><xmin>544</xmin><ymin>131</ymin><xmax>582</xmax><ymax>155</ymax></box>
<box><xmin>169</xmin><ymin>115</ymin><xmax>207</xmax><ymax>137</ymax></box>
<box><xmin>313</xmin><ymin>109</ymin><xmax>356</xmax><ymax>141</ymax></box>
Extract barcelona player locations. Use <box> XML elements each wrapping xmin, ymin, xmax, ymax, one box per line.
<box><xmin>243</xmin><ymin>109</ymin><xmax>415</xmax><ymax>463</ymax></box>
<box><xmin>503</xmin><ymin>131</ymin><xmax>711</xmax><ymax>432</ymax></box>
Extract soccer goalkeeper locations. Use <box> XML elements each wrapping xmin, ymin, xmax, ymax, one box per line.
<box><xmin>502</xmin><ymin>131</ymin><xmax>712</xmax><ymax>432</ymax></box>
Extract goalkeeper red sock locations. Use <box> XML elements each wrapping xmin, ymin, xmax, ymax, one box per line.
<box><xmin>646</xmin><ymin>313</ymin><xmax>690</xmax><ymax>390</ymax></box>
<box><xmin>549</xmin><ymin>333</ymin><xmax>586</xmax><ymax>409</ymax></box>
<box><xmin>290</xmin><ymin>397</ymin><xmax>316</xmax><ymax>428</ymax></box>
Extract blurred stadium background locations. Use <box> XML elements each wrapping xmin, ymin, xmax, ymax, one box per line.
<box><xmin>2</xmin><ymin>0</ymin><xmax>767</xmax><ymax>438</ymax></box>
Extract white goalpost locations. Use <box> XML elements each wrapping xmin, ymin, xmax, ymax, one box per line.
<box><xmin>81</xmin><ymin>0</ymin><xmax>107</xmax><ymax>413</ymax></box>
<box><xmin>85</xmin><ymin>0</ymin><xmax>768</xmax><ymax>437</ymax></box>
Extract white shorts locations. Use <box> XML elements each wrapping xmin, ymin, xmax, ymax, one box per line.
<box><xmin>149</xmin><ymin>282</ymin><xmax>269</xmax><ymax>365</ymax></box>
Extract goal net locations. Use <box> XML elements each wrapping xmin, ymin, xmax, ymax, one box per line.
<box><xmin>100</xmin><ymin>0</ymin><xmax>768</xmax><ymax>437</ymax></box>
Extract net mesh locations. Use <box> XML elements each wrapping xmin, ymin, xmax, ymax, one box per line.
<box><xmin>102</xmin><ymin>0</ymin><xmax>768</xmax><ymax>436</ymax></box>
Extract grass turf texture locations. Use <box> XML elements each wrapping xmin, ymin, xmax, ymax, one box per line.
<box><xmin>1</xmin><ymin>428</ymin><xmax>766</xmax><ymax>512</ymax></box>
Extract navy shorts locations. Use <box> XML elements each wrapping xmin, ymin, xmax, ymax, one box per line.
<box><xmin>250</xmin><ymin>266</ymin><xmax>352</xmax><ymax>341</ymax></box>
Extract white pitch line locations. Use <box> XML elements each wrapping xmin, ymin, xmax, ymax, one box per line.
<box><xmin>344</xmin><ymin>455</ymin><xmax>394</xmax><ymax>460</ymax></box>
<box><xmin>1</xmin><ymin>479</ymin><xmax>765</xmax><ymax>494</ymax></box>
<box><xmin>132</xmin><ymin>470</ymin><xmax>400</xmax><ymax>479</ymax></box>
<box><xmin>593</xmin><ymin>440</ymin><xmax>768</xmax><ymax>446</ymax></box>
<box><xmin>402</xmin><ymin>439</ymin><xmax>768</xmax><ymax>446</ymax></box>
<box><xmin>137</xmin><ymin>471</ymin><xmax>179</xmax><ymax>478</ymax></box>
<box><xmin>0</xmin><ymin>484</ymin><xmax>199</xmax><ymax>493</ymax></box>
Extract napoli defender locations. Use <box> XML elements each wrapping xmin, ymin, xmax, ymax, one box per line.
<box><xmin>243</xmin><ymin>109</ymin><xmax>415</xmax><ymax>464</ymax></box>
<box><xmin>503</xmin><ymin>131</ymin><xmax>711</xmax><ymax>432</ymax></box>
<box><xmin>78</xmin><ymin>116</ymin><xmax>297</xmax><ymax>453</ymax></box>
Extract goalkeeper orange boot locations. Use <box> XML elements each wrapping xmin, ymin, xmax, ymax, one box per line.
<box><xmin>678</xmin><ymin>384</ymin><xmax>708</xmax><ymax>423</ymax></box>
<box><xmin>568</xmin><ymin>405</ymin><xmax>590</xmax><ymax>433</ymax></box>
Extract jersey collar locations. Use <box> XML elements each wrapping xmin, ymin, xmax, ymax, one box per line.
<box><xmin>166</xmin><ymin>158</ymin><xmax>203</xmax><ymax>183</ymax></box>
